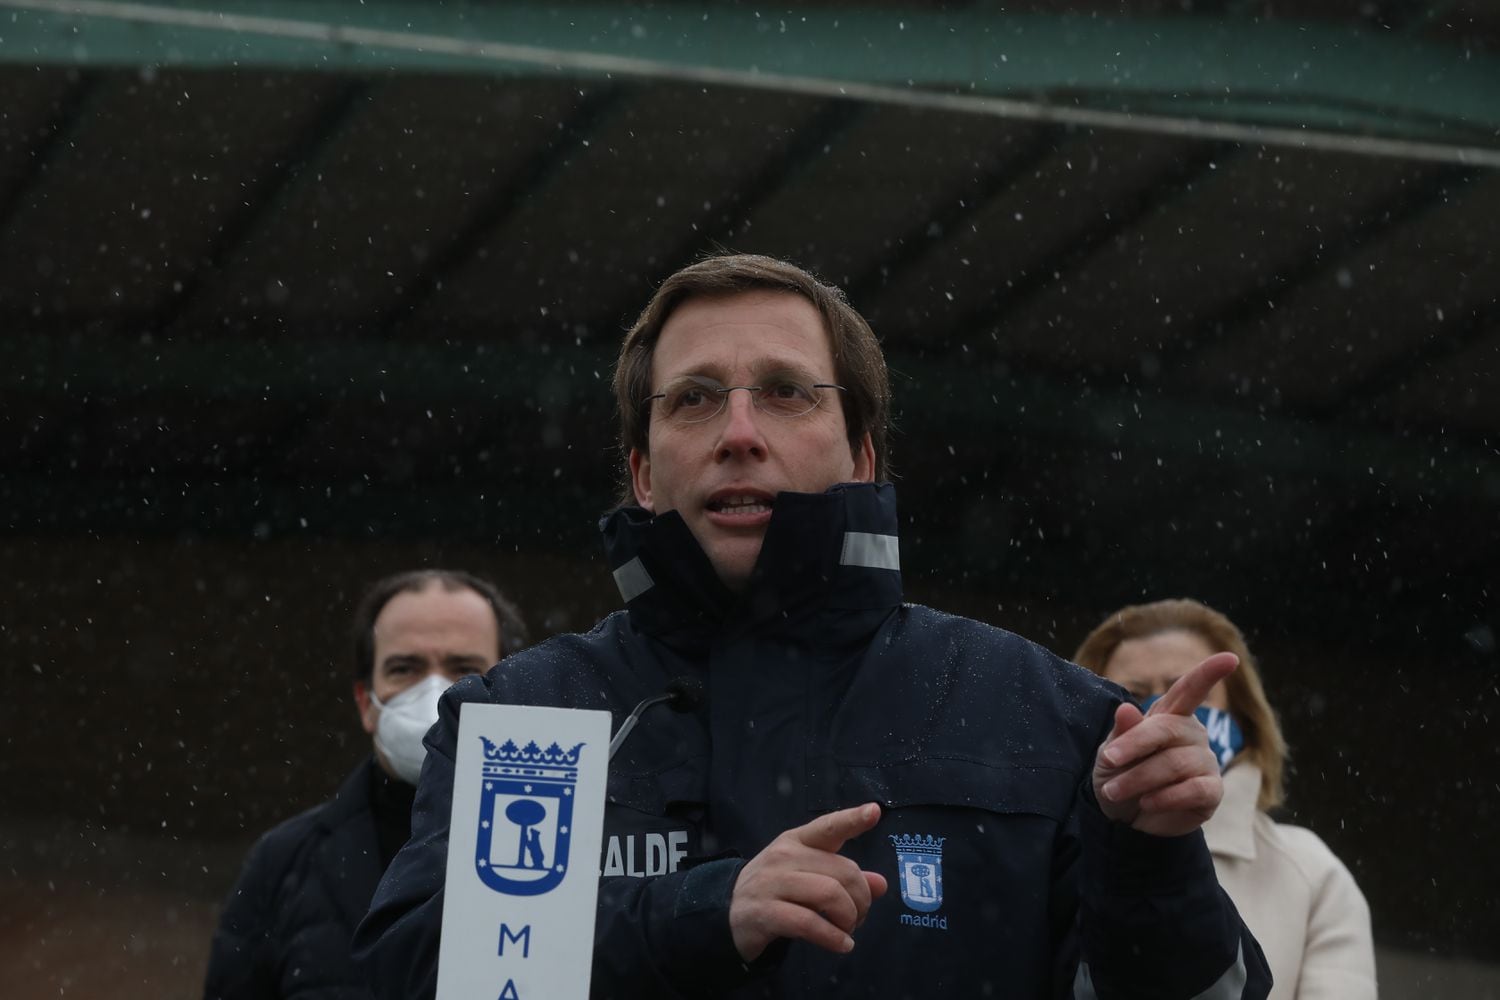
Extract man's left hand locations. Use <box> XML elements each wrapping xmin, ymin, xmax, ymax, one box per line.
<box><xmin>1091</xmin><ymin>653</ymin><xmax>1239</xmax><ymax>837</ymax></box>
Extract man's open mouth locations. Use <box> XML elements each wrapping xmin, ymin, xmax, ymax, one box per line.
<box><xmin>707</xmin><ymin>495</ymin><xmax>774</xmax><ymax>515</ymax></box>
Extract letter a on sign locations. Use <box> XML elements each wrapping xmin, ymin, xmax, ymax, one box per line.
<box><xmin>437</xmin><ymin>703</ymin><xmax>611</xmax><ymax>1000</ymax></box>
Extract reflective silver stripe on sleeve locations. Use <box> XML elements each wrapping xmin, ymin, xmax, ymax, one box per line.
<box><xmin>1073</xmin><ymin>942</ymin><xmax>1248</xmax><ymax>1000</ymax></box>
<box><xmin>612</xmin><ymin>557</ymin><xmax>654</xmax><ymax>603</ymax></box>
<box><xmin>1073</xmin><ymin>962</ymin><xmax>1098</xmax><ymax>1000</ymax></box>
<box><xmin>1190</xmin><ymin>942</ymin><xmax>1248</xmax><ymax>1000</ymax></box>
<box><xmin>839</xmin><ymin>531</ymin><xmax>900</xmax><ymax>571</ymax></box>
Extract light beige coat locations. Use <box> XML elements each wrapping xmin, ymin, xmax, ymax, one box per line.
<box><xmin>1205</xmin><ymin>762</ymin><xmax>1377</xmax><ymax>1000</ymax></box>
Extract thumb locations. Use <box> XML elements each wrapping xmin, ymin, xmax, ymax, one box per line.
<box><xmin>1107</xmin><ymin>700</ymin><xmax>1144</xmax><ymax>743</ymax></box>
<box><xmin>1097</xmin><ymin>701</ymin><xmax>1143</xmax><ymax>769</ymax></box>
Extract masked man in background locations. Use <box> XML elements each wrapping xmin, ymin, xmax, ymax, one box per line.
<box><xmin>204</xmin><ymin>569</ymin><xmax>528</xmax><ymax>1000</ymax></box>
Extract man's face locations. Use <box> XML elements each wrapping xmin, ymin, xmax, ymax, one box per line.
<box><xmin>354</xmin><ymin>582</ymin><xmax>501</xmax><ymax>738</ymax></box>
<box><xmin>629</xmin><ymin>290</ymin><xmax>876</xmax><ymax>590</ymax></box>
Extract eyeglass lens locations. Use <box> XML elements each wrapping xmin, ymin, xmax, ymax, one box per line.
<box><xmin>654</xmin><ymin>375</ymin><xmax>832</xmax><ymax>423</ymax></box>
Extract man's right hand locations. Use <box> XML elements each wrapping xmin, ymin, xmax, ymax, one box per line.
<box><xmin>728</xmin><ymin>802</ymin><xmax>888</xmax><ymax>961</ymax></box>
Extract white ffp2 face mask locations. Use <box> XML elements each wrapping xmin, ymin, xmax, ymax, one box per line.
<box><xmin>368</xmin><ymin>673</ymin><xmax>450</xmax><ymax>785</ymax></box>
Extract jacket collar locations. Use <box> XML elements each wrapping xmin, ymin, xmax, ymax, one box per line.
<box><xmin>314</xmin><ymin>757</ymin><xmax>388</xmax><ymax>928</ymax></box>
<box><xmin>600</xmin><ymin>481</ymin><xmax>904</xmax><ymax>646</ymax></box>
<box><xmin>1203</xmin><ymin>759</ymin><xmax>1262</xmax><ymax>861</ymax></box>
<box><xmin>317</xmin><ymin>755</ymin><xmax>379</xmax><ymax>830</ymax></box>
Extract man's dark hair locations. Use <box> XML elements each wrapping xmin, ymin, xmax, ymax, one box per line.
<box><xmin>351</xmin><ymin>569</ymin><xmax>529</xmax><ymax>684</ymax></box>
<box><xmin>612</xmin><ymin>253</ymin><xmax>892</xmax><ymax>503</ymax></box>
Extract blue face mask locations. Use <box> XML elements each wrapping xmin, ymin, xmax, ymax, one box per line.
<box><xmin>1140</xmin><ymin>696</ymin><xmax>1245</xmax><ymax>771</ymax></box>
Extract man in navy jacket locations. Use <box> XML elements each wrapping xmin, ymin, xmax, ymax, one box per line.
<box><xmin>355</xmin><ymin>254</ymin><xmax>1270</xmax><ymax>999</ymax></box>
<box><xmin>205</xmin><ymin>570</ymin><xmax>526</xmax><ymax>999</ymax></box>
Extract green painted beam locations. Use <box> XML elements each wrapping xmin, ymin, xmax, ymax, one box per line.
<box><xmin>2</xmin><ymin>0</ymin><xmax>1499</xmax><ymax>152</ymax></box>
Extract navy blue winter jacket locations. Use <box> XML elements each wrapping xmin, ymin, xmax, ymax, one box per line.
<box><xmin>207</xmin><ymin>759</ymin><xmax>389</xmax><ymax>999</ymax></box>
<box><xmin>355</xmin><ymin>483</ymin><xmax>1270</xmax><ymax>999</ymax></box>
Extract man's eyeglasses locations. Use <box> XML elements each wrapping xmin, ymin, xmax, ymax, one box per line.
<box><xmin>643</xmin><ymin>375</ymin><xmax>847</xmax><ymax>424</ymax></box>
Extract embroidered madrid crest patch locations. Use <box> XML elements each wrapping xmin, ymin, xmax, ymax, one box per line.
<box><xmin>889</xmin><ymin>833</ymin><xmax>946</xmax><ymax>913</ymax></box>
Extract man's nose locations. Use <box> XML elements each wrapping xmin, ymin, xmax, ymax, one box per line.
<box><xmin>716</xmin><ymin>388</ymin><xmax>767</xmax><ymax>459</ymax></box>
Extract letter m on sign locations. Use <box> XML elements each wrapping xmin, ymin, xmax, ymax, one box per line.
<box><xmin>498</xmin><ymin>923</ymin><xmax>532</xmax><ymax>958</ymax></box>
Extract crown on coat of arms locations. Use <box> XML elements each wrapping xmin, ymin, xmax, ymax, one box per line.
<box><xmin>481</xmin><ymin>737</ymin><xmax>585</xmax><ymax>765</ymax></box>
<box><xmin>888</xmin><ymin>833</ymin><xmax>946</xmax><ymax>853</ymax></box>
<box><xmin>479</xmin><ymin>736</ymin><xmax>586</xmax><ymax>784</ymax></box>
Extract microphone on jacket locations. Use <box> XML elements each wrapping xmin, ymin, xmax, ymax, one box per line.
<box><xmin>663</xmin><ymin>676</ymin><xmax>704</xmax><ymax>712</ymax></box>
<box><xmin>608</xmin><ymin>677</ymin><xmax>703</xmax><ymax>761</ymax></box>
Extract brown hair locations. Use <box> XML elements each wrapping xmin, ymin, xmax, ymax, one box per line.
<box><xmin>612</xmin><ymin>253</ymin><xmax>891</xmax><ymax>502</ymax></box>
<box><xmin>351</xmin><ymin>569</ymin><xmax>529</xmax><ymax>684</ymax></box>
<box><xmin>1073</xmin><ymin>598</ymin><xmax>1288</xmax><ymax>811</ymax></box>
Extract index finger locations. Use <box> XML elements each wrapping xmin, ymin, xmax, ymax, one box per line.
<box><xmin>1146</xmin><ymin>652</ymin><xmax>1239</xmax><ymax>717</ymax></box>
<box><xmin>797</xmin><ymin>802</ymin><xmax>882</xmax><ymax>852</ymax></box>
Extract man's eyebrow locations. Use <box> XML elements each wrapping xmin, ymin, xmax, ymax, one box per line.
<box><xmin>662</xmin><ymin>360</ymin><xmax>821</xmax><ymax>382</ymax></box>
<box><xmin>751</xmin><ymin>361</ymin><xmax>822</xmax><ymax>381</ymax></box>
<box><xmin>657</xmin><ymin>368</ymin><xmax>721</xmax><ymax>386</ymax></box>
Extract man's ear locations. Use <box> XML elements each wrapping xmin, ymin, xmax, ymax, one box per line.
<box><xmin>851</xmin><ymin>432</ymin><xmax>876</xmax><ymax>483</ymax></box>
<box><xmin>353</xmin><ymin>681</ymin><xmax>377</xmax><ymax>735</ymax></box>
<box><xmin>629</xmin><ymin>448</ymin><xmax>655</xmax><ymax>511</ymax></box>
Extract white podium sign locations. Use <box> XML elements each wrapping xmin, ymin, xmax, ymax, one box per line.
<box><xmin>437</xmin><ymin>703</ymin><xmax>612</xmax><ymax>1000</ymax></box>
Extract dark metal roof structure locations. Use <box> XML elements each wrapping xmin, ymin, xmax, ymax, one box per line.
<box><xmin>4</xmin><ymin>2</ymin><xmax>1497</xmax><ymax>633</ymax></box>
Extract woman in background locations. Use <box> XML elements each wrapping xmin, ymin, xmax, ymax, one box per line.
<box><xmin>1074</xmin><ymin>598</ymin><xmax>1376</xmax><ymax>1000</ymax></box>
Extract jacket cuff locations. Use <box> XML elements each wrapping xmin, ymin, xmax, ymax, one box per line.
<box><xmin>1076</xmin><ymin>782</ymin><xmax>1256</xmax><ymax>998</ymax></box>
<box><xmin>660</xmin><ymin>858</ymin><xmax>781</xmax><ymax>995</ymax></box>
<box><xmin>1078</xmin><ymin>780</ymin><xmax>1217</xmax><ymax>896</ymax></box>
